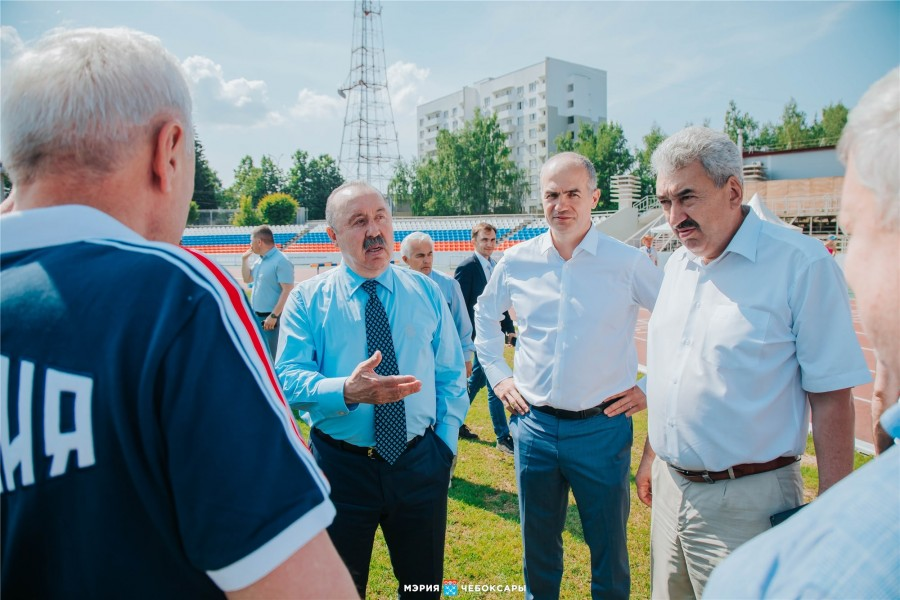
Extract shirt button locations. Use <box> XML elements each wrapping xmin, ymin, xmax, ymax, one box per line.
<box><xmin>338</xmin><ymin>411</ymin><xmax>347</xmax><ymax>416</ymax></box>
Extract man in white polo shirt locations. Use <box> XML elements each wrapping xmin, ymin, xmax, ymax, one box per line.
<box><xmin>636</xmin><ymin>126</ymin><xmax>871</xmax><ymax>599</ymax></box>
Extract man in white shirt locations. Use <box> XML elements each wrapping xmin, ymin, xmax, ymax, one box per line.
<box><xmin>475</xmin><ymin>152</ymin><xmax>662</xmax><ymax>599</ymax></box>
<box><xmin>703</xmin><ymin>66</ymin><xmax>900</xmax><ymax>600</ymax></box>
<box><xmin>636</xmin><ymin>126</ymin><xmax>871</xmax><ymax>599</ymax></box>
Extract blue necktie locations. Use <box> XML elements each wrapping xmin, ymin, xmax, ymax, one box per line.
<box><xmin>362</xmin><ymin>280</ymin><xmax>407</xmax><ymax>465</ymax></box>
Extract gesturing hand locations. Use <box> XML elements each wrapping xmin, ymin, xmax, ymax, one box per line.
<box><xmin>343</xmin><ymin>350</ymin><xmax>422</xmax><ymax>405</ymax></box>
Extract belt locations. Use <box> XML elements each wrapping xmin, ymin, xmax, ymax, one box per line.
<box><xmin>312</xmin><ymin>428</ymin><xmax>424</xmax><ymax>461</ymax></box>
<box><xmin>669</xmin><ymin>456</ymin><xmax>799</xmax><ymax>483</ymax></box>
<box><xmin>255</xmin><ymin>311</ymin><xmax>272</xmax><ymax>318</ymax></box>
<box><xmin>531</xmin><ymin>395</ymin><xmax>623</xmax><ymax>420</ymax></box>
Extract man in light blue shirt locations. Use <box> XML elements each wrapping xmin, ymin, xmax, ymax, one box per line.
<box><xmin>241</xmin><ymin>225</ymin><xmax>294</xmax><ymax>358</ymax></box>
<box><xmin>400</xmin><ymin>231</ymin><xmax>475</xmax><ymax>376</ymax></box>
<box><xmin>276</xmin><ymin>182</ymin><xmax>468</xmax><ymax>599</ymax></box>
<box><xmin>704</xmin><ymin>67</ymin><xmax>900</xmax><ymax>600</ymax></box>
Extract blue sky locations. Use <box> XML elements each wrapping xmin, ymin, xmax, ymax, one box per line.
<box><xmin>2</xmin><ymin>1</ymin><xmax>897</xmax><ymax>186</ymax></box>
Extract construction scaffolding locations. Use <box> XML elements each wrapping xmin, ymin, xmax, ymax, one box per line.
<box><xmin>337</xmin><ymin>0</ymin><xmax>401</xmax><ymax>202</ymax></box>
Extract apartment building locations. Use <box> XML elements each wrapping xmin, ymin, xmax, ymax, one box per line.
<box><xmin>416</xmin><ymin>57</ymin><xmax>607</xmax><ymax>213</ymax></box>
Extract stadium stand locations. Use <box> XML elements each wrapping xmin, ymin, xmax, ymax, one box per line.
<box><xmin>180</xmin><ymin>215</ymin><xmax>542</xmax><ymax>255</ymax></box>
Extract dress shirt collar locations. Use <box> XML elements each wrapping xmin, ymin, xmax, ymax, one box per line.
<box><xmin>339</xmin><ymin>262</ymin><xmax>395</xmax><ymax>297</ymax></box>
<box><xmin>682</xmin><ymin>205</ymin><xmax>760</xmax><ymax>267</ymax></box>
<box><xmin>260</xmin><ymin>246</ymin><xmax>278</xmax><ymax>260</ymax></box>
<box><xmin>475</xmin><ymin>252</ymin><xmax>493</xmax><ymax>269</ymax></box>
<box><xmin>537</xmin><ymin>224</ymin><xmax>600</xmax><ymax>259</ymax></box>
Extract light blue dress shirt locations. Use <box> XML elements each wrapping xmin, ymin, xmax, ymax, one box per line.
<box><xmin>249</xmin><ymin>247</ymin><xmax>293</xmax><ymax>312</ymax></box>
<box><xmin>704</xmin><ymin>403</ymin><xmax>900</xmax><ymax>599</ymax></box>
<box><xmin>276</xmin><ymin>263</ymin><xmax>469</xmax><ymax>453</ymax></box>
<box><xmin>427</xmin><ymin>269</ymin><xmax>475</xmax><ymax>358</ymax></box>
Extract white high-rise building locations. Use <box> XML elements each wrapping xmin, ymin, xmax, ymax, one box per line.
<box><xmin>416</xmin><ymin>57</ymin><xmax>607</xmax><ymax>213</ymax></box>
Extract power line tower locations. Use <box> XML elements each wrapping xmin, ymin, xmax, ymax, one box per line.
<box><xmin>338</xmin><ymin>0</ymin><xmax>400</xmax><ymax>201</ymax></box>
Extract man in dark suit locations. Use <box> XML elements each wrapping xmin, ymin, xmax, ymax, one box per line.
<box><xmin>455</xmin><ymin>222</ymin><xmax>516</xmax><ymax>454</ymax></box>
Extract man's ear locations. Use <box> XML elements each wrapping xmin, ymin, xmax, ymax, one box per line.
<box><xmin>592</xmin><ymin>187</ymin><xmax>601</xmax><ymax>209</ymax></box>
<box><xmin>152</xmin><ymin>120</ymin><xmax>189</xmax><ymax>194</ymax></box>
<box><xmin>401</xmin><ymin>255</ymin><xmax>410</xmax><ymax>265</ymax></box>
<box><xmin>727</xmin><ymin>175</ymin><xmax>744</xmax><ymax>208</ymax></box>
<box><xmin>326</xmin><ymin>226</ymin><xmax>338</xmax><ymax>245</ymax></box>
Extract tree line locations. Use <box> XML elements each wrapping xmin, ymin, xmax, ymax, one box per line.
<box><xmin>189</xmin><ymin>95</ymin><xmax>847</xmax><ymax>220</ymax></box>
<box><xmin>192</xmin><ymin>141</ymin><xmax>344</xmax><ymax>225</ymax></box>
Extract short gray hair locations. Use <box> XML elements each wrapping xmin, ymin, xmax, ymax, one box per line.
<box><xmin>1</xmin><ymin>27</ymin><xmax>193</xmax><ymax>185</ymax></box>
<box><xmin>838</xmin><ymin>67</ymin><xmax>900</xmax><ymax>227</ymax></box>
<box><xmin>400</xmin><ymin>231</ymin><xmax>434</xmax><ymax>259</ymax></box>
<box><xmin>325</xmin><ymin>181</ymin><xmax>388</xmax><ymax>230</ymax></box>
<box><xmin>651</xmin><ymin>126</ymin><xmax>743</xmax><ymax>188</ymax></box>
<box><xmin>542</xmin><ymin>151</ymin><xmax>597</xmax><ymax>192</ymax></box>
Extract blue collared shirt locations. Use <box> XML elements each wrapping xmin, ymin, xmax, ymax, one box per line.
<box><xmin>427</xmin><ymin>269</ymin><xmax>475</xmax><ymax>359</ymax></box>
<box><xmin>704</xmin><ymin>402</ymin><xmax>900</xmax><ymax>598</ymax></box>
<box><xmin>249</xmin><ymin>247</ymin><xmax>293</xmax><ymax>312</ymax></box>
<box><xmin>275</xmin><ymin>263</ymin><xmax>468</xmax><ymax>453</ymax></box>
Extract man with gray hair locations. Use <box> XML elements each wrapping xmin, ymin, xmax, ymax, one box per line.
<box><xmin>401</xmin><ymin>231</ymin><xmax>475</xmax><ymax>377</ymax></box>
<box><xmin>704</xmin><ymin>67</ymin><xmax>900</xmax><ymax>598</ymax></box>
<box><xmin>636</xmin><ymin>126</ymin><xmax>870</xmax><ymax>598</ymax></box>
<box><xmin>0</xmin><ymin>27</ymin><xmax>355</xmax><ymax>598</ymax></box>
<box><xmin>277</xmin><ymin>182</ymin><xmax>468</xmax><ymax>598</ymax></box>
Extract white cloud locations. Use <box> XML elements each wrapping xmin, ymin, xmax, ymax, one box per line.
<box><xmin>1</xmin><ymin>26</ymin><xmax>25</xmax><ymax>63</ymax></box>
<box><xmin>387</xmin><ymin>61</ymin><xmax>430</xmax><ymax>114</ymax></box>
<box><xmin>182</xmin><ymin>55</ymin><xmax>281</xmax><ymax>127</ymax></box>
<box><xmin>289</xmin><ymin>88</ymin><xmax>345</xmax><ymax>120</ymax></box>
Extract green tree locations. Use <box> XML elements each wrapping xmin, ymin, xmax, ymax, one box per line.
<box><xmin>192</xmin><ymin>137</ymin><xmax>224</xmax><ymax>209</ymax></box>
<box><xmin>554</xmin><ymin>121</ymin><xmax>633</xmax><ymax>210</ymax></box>
<box><xmin>187</xmin><ymin>200</ymin><xmax>200</xmax><ymax>225</ymax></box>
<box><xmin>284</xmin><ymin>150</ymin><xmax>344</xmax><ymax>220</ymax></box>
<box><xmin>723</xmin><ymin>100</ymin><xmax>759</xmax><ymax>148</ymax></box>
<box><xmin>229</xmin><ymin>156</ymin><xmax>266</xmax><ymax>207</ymax></box>
<box><xmin>814</xmin><ymin>102</ymin><xmax>849</xmax><ymax>145</ymax></box>
<box><xmin>776</xmin><ymin>98</ymin><xmax>813</xmax><ymax>149</ymax></box>
<box><xmin>633</xmin><ymin>124</ymin><xmax>667</xmax><ymax>199</ymax></box>
<box><xmin>232</xmin><ymin>195</ymin><xmax>263</xmax><ymax>226</ymax></box>
<box><xmin>258</xmin><ymin>155</ymin><xmax>285</xmax><ymax>198</ymax></box>
<box><xmin>389</xmin><ymin>109</ymin><xmax>527</xmax><ymax>216</ymax></box>
<box><xmin>258</xmin><ymin>193</ymin><xmax>299</xmax><ymax>225</ymax></box>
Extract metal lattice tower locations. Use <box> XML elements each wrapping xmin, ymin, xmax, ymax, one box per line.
<box><xmin>338</xmin><ymin>0</ymin><xmax>400</xmax><ymax>200</ymax></box>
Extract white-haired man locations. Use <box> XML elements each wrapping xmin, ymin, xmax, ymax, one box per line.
<box><xmin>276</xmin><ymin>182</ymin><xmax>468</xmax><ymax>599</ymax></box>
<box><xmin>0</xmin><ymin>27</ymin><xmax>355</xmax><ymax>598</ymax></box>
<box><xmin>401</xmin><ymin>231</ymin><xmax>474</xmax><ymax>378</ymax></box>
<box><xmin>705</xmin><ymin>66</ymin><xmax>900</xmax><ymax>600</ymax></box>
<box><xmin>636</xmin><ymin>126</ymin><xmax>871</xmax><ymax>598</ymax></box>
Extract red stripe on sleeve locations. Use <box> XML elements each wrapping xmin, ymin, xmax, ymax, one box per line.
<box><xmin>186</xmin><ymin>249</ymin><xmax>304</xmax><ymax>443</ymax></box>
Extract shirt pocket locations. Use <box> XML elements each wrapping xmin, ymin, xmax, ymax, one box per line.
<box><xmin>701</xmin><ymin>304</ymin><xmax>770</xmax><ymax>369</ymax></box>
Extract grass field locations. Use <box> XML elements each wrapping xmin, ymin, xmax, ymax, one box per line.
<box><xmin>299</xmin><ymin>346</ymin><xmax>873</xmax><ymax>599</ymax></box>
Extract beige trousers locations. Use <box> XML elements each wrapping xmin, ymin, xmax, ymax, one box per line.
<box><xmin>649</xmin><ymin>456</ymin><xmax>803</xmax><ymax>599</ymax></box>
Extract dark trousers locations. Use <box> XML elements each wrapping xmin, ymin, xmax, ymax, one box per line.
<box><xmin>311</xmin><ymin>428</ymin><xmax>453</xmax><ymax>599</ymax></box>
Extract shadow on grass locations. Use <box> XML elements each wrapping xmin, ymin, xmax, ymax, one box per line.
<box><xmin>449</xmin><ymin>477</ymin><xmax>585</xmax><ymax>542</ymax></box>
